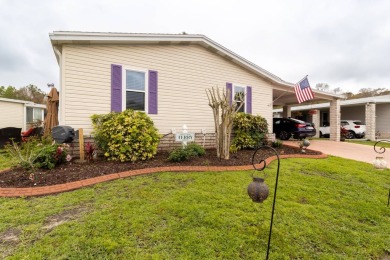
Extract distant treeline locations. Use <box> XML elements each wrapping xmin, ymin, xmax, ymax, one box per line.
<box><xmin>0</xmin><ymin>85</ymin><xmax>46</xmax><ymax>104</ymax></box>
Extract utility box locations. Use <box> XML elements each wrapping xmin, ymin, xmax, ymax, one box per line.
<box><xmin>52</xmin><ymin>125</ymin><xmax>75</xmax><ymax>143</ymax></box>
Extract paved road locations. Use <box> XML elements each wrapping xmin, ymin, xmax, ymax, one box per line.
<box><xmin>284</xmin><ymin>140</ymin><xmax>389</xmax><ymax>167</ymax></box>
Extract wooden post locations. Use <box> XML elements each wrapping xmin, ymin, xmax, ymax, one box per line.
<box><xmin>78</xmin><ymin>128</ymin><xmax>85</xmax><ymax>161</ymax></box>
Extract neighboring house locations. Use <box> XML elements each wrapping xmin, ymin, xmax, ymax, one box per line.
<box><xmin>273</xmin><ymin>95</ymin><xmax>390</xmax><ymax>139</ymax></box>
<box><xmin>0</xmin><ymin>98</ymin><xmax>45</xmax><ymax>131</ymax></box>
<box><xmin>49</xmin><ymin>31</ymin><xmax>341</xmax><ymax>145</ymax></box>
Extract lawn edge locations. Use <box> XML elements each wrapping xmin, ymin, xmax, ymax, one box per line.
<box><xmin>0</xmin><ymin>149</ymin><xmax>327</xmax><ymax>197</ymax></box>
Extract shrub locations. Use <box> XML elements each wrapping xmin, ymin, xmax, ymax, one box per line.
<box><xmin>168</xmin><ymin>148</ymin><xmax>195</xmax><ymax>162</ymax></box>
<box><xmin>168</xmin><ymin>143</ymin><xmax>206</xmax><ymax>162</ymax></box>
<box><xmin>85</xmin><ymin>142</ymin><xmax>96</xmax><ymax>162</ymax></box>
<box><xmin>33</xmin><ymin>142</ymin><xmax>70</xmax><ymax>170</ymax></box>
<box><xmin>230</xmin><ymin>113</ymin><xmax>269</xmax><ymax>151</ymax></box>
<box><xmin>91</xmin><ymin>110</ymin><xmax>160</xmax><ymax>162</ymax></box>
<box><xmin>5</xmin><ymin>137</ymin><xmax>71</xmax><ymax>171</ymax></box>
<box><xmin>186</xmin><ymin>143</ymin><xmax>206</xmax><ymax>156</ymax></box>
<box><xmin>271</xmin><ymin>140</ymin><xmax>283</xmax><ymax>148</ymax></box>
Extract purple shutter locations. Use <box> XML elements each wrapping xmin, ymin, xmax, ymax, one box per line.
<box><xmin>246</xmin><ymin>86</ymin><xmax>252</xmax><ymax>114</ymax></box>
<box><xmin>148</xmin><ymin>70</ymin><xmax>158</xmax><ymax>114</ymax></box>
<box><xmin>111</xmin><ymin>64</ymin><xmax>122</xmax><ymax>112</ymax></box>
<box><xmin>226</xmin><ymin>82</ymin><xmax>232</xmax><ymax>106</ymax></box>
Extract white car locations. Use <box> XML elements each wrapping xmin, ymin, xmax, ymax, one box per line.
<box><xmin>319</xmin><ymin>120</ymin><xmax>366</xmax><ymax>139</ymax></box>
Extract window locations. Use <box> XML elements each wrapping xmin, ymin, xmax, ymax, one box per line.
<box><xmin>124</xmin><ymin>69</ymin><xmax>147</xmax><ymax>111</ymax></box>
<box><xmin>234</xmin><ymin>85</ymin><xmax>246</xmax><ymax>113</ymax></box>
<box><xmin>112</xmin><ymin>64</ymin><xmax>158</xmax><ymax>114</ymax></box>
<box><xmin>226</xmin><ymin>83</ymin><xmax>252</xmax><ymax>114</ymax></box>
<box><xmin>26</xmin><ymin>107</ymin><xmax>43</xmax><ymax>123</ymax></box>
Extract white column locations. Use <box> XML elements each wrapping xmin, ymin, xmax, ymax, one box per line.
<box><xmin>282</xmin><ymin>105</ymin><xmax>291</xmax><ymax>118</ymax></box>
<box><xmin>365</xmin><ymin>102</ymin><xmax>376</xmax><ymax>140</ymax></box>
<box><xmin>311</xmin><ymin>110</ymin><xmax>320</xmax><ymax>138</ymax></box>
<box><xmin>329</xmin><ymin>99</ymin><xmax>341</xmax><ymax>141</ymax></box>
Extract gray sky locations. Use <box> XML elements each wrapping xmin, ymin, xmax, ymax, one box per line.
<box><xmin>0</xmin><ymin>0</ymin><xmax>389</xmax><ymax>94</ymax></box>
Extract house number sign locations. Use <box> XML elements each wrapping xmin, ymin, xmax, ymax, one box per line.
<box><xmin>175</xmin><ymin>133</ymin><xmax>195</xmax><ymax>142</ymax></box>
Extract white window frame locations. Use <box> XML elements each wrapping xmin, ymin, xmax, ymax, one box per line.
<box><xmin>122</xmin><ymin>67</ymin><xmax>149</xmax><ymax>113</ymax></box>
<box><xmin>24</xmin><ymin>106</ymin><xmax>45</xmax><ymax>130</ymax></box>
<box><xmin>233</xmin><ymin>84</ymin><xmax>247</xmax><ymax>113</ymax></box>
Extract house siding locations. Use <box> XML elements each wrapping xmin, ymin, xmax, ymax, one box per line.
<box><xmin>61</xmin><ymin>44</ymin><xmax>273</xmax><ymax>135</ymax></box>
<box><xmin>340</xmin><ymin>106</ymin><xmax>366</xmax><ymax>122</ymax></box>
<box><xmin>376</xmin><ymin>104</ymin><xmax>390</xmax><ymax>138</ymax></box>
<box><xmin>0</xmin><ymin>101</ymin><xmax>24</xmax><ymax>129</ymax></box>
<box><xmin>341</xmin><ymin>104</ymin><xmax>390</xmax><ymax>138</ymax></box>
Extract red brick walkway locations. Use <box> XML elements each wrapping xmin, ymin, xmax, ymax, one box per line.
<box><xmin>0</xmin><ymin>153</ymin><xmax>326</xmax><ymax>197</ymax></box>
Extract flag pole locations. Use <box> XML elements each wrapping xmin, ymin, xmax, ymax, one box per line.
<box><xmin>297</xmin><ymin>75</ymin><xmax>309</xmax><ymax>84</ymax></box>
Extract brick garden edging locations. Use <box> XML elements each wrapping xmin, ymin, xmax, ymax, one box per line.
<box><xmin>0</xmin><ymin>152</ymin><xmax>327</xmax><ymax>198</ymax></box>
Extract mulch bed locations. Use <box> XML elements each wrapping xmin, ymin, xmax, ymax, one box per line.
<box><xmin>0</xmin><ymin>146</ymin><xmax>321</xmax><ymax>188</ymax></box>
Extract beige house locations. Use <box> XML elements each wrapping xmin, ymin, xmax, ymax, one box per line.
<box><xmin>49</xmin><ymin>31</ymin><xmax>342</xmax><ymax>142</ymax></box>
<box><xmin>0</xmin><ymin>98</ymin><xmax>45</xmax><ymax>131</ymax></box>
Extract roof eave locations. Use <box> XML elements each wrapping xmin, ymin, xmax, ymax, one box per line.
<box><xmin>49</xmin><ymin>31</ymin><xmax>342</xmax><ymax>101</ymax></box>
<box><xmin>49</xmin><ymin>31</ymin><xmax>292</xmax><ymax>87</ymax></box>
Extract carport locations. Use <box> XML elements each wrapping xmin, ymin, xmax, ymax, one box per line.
<box><xmin>273</xmin><ymin>95</ymin><xmax>390</xmax><ymax>140</ymax></box>
<box><xmin>271</xmin><ymin>86</ymin><xmax>343</xmax><ymax>141</ymax></box>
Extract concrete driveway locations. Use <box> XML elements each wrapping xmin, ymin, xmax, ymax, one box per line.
<box><xmin>285</xmin><ymin>140</ymin><xmax>389</xmax><ymax>167</ymax></box>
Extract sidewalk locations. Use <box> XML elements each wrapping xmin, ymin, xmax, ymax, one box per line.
<box><xmin>285</xmin><ymin>140</ymin><xmax>388</xmax><ymax>166</ymax></box>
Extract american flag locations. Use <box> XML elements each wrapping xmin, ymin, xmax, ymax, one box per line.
<box><xmin>294</xmin><ymin>76</ymin><xmax>314</xmax><ymax>103</ymax></box>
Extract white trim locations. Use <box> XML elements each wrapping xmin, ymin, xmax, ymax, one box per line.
<box><xmin>0</xmin><ymin>97</ymin><xmax>45</xmax><ymax>108</ymax></box>
<box><xmin>23</xmin><ymin>104</ymin><xmax>27</xmax><ymax>131</ymax></box>
<box><xmin>121</xmin><ymin>67</ymin><xmax>149</xmax><ymax>113</ymax></box>
<box><xmin>53</xmin><ymin>46</ymin><xmax>63</xmax><ymax>124</ymax></box>
<box><xmin>41</xmin><ymin>109</ymin><xmax>44</xmax><ymax>125</ymax></box>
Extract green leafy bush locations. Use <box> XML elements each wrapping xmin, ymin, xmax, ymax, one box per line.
<box><xmin>271</xmin><ymin>140</ymin><xmax>283</xmax><ymax>148</ymax></box>
<box><xmin>91</xmin><ymin>110</ymin><xmax>160</xmax><ymax>162</ymax></box>
<box><xmin>168</xmin><ymin>143</ymin><xmax>206</xmax><ymax>162</ymax></box>
<box><xmin>34</xmin><ymin>142</ymin><xmax>70</xmax><ymax>169</ymax></box>
<box><xmin>186</xmin><ymin>143</ymin><xmax>206</xmax><ymax>156</ymax></box>
<box><xmin>230</xmin><ymin>113</ymin><xmax>268</xmax><ymax>152</ymax></box>
<box><xmin>5</xmin><ymin>137</ymin><xmax>71</xmax><ymax>171</ymax></box>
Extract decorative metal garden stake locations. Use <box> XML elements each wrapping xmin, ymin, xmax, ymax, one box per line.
<box><xmin>373</xmin><ymin>140</ymin><xmax>390</xmax><ymax>207</ymax></box>
<box><xmin>302</xmin><ymin>139</ymin><xmax>310</xmax><ymax>147</ymax></box>
<box><xmin>251</xmin><ymin>145</ymin><xmax>281</xmax><ymax>260</ymax></box>
<box><xmin>248</xmin><ymin>177</ymin><xmax>269</xmax><ymax>203</ymax></box>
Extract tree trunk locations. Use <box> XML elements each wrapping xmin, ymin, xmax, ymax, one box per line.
<box><xmin>206</xmin><ymin>86</ymin><xmax>245</xmax><ymax>160</ymax></box>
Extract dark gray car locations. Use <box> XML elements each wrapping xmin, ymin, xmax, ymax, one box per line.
<box><xmin>273</xmin><ymin>118</ymin><xmax>316</xmax><ymax>140</ymax></box>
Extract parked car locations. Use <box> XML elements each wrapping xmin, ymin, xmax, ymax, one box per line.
<box><xmin>319</xmin><ymin>120</ymin><xmax>366</xmax><ymax>139</ymax></box>
<box><xmin>273</xmin><ymin>118</ymin><xmax>316</xmax><ymax>140</ymax></box>
<box><xmin>319</xmin><ymin>122</ymin><xmax>330</xmax><ymax>138</ymax></box>
<box><xmin>341</xmin><ymin>120</ymin><xmax>366</xmax><ymax>139</ymax></box>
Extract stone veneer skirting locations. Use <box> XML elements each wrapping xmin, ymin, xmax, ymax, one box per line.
<box><xmin>67</xmin><ymin>133</ymin><xmax>216</xmax><ymax>159</ymax></box>
<box><xmin>69</xmin><ymin>133</ymin><xmax>278</xmax><ymax>158</ymax></box>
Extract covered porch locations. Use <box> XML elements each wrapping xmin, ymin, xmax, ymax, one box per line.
<box><xmin>272</xmin><ymin>86</ymin><xmax>343</xmax><ymax>141</ymax></box>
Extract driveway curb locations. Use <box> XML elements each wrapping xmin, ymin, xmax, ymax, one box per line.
<box><xmin>0</xmin><ymin>151</ymin><xmax>327</xmax><ymax>197</ymax></box>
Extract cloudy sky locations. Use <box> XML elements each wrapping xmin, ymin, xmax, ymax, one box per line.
<box><xmin>0</xmin><ymin>0</ymin><xmax>389</xmax><ymax>94</ymax></box>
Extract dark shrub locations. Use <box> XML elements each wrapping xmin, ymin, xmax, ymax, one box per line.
<box><xmin>231</xmin><ymin>113</ymin><xmax>269</xmax><ymax>152</ymax></box>
<box><xmin>168</xmin><ymin>143</ymin><xmax>206</xmax><ymax>162</ymax></box>
<box><xmin>91</xmin><ymin>110</ymin><xmax>160</xmax><ymax>162</ymax></box>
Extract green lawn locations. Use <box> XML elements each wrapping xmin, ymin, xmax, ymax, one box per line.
<box><xmin>0</xmin><ymin>156</ymin><xmax>389</xmax><ymax>259</ymax></box>
<box><xmin>349</xmin><ymin>140</ymin><xmax>390</xmax><ymax>149</ymax></box>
